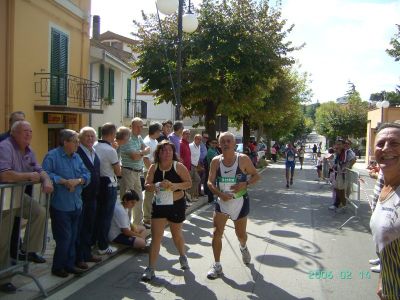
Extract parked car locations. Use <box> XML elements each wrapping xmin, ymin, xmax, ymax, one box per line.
<box><xmin>235</xmin><ymin>143</ymin><xmax>243</xmax><ymax>153</ymax></box>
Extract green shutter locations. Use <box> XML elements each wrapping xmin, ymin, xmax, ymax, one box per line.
<box><xmin>108</xmin><ymin>69</ymin><xmax>114</xmax><ymax>101</ymax></box>
<box><xmin>126</xmin><ymin>79</ymin><xmax>131</xmax><ymax>117</ymax></box>
<box><xmin>50</xmin><ymin>28</ymin><xmax>68</xmax><ymax>105</ymax></box>
<box><xmin>127</xmin><ymin>79</ymin><xmax>131</xmax><ymax>100</ymax></box>
<box><xmin>99</xmin><ymin>64</ymin><xmax>105</xmax><ymax>98</ymax></box>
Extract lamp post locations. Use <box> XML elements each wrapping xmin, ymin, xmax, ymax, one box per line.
<box><xmin>376</xmin><ymin>96</ymin><xmax>389</xmax><ymax>123</ymax></box>
<box><xmin>156</xmin><ymin>0</ymin><xmax>199</xmax><ymax>121</ymax></box>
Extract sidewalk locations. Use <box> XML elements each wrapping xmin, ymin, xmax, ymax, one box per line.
<box><xmin>48</xmin><ymin>158</ymin><xmax>378</xmax><ymax>300</ymax></box>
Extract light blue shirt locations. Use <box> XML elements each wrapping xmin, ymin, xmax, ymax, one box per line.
<box><xmin>42</xmin><ymin>147</ymin><xmax>90</xmax><ymax>212</ymax></box>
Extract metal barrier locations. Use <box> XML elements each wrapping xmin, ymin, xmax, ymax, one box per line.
<box><xmin>0</xmin><ymin>182</ymin><xmax>50</xmax><ymax>297</ymax></box>
<box><xmin>338</xmin><ymin>169</ymin><xmax>361</xmax><ymax>229</ymax></box>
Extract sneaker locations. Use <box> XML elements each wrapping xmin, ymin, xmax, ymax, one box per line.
<box><xmin>328</xmin><ymin>205</ymin><xmax>337</xmax><ymax>210</ymax></box>
<box><xmin>141</xmin><ymin>267</ymin><xmax>155</xmax><ymax>282</ymax></box>
<box><xmin>97</xmin><ymin>246</ymin><xmax>117</xmax><ymax>255</ymax></box>
<box><xmin>337</xmin><ymin>205</ymin><xmax>347</xmax><ymax>213</ymax></box>
<box><xmin>179</xmin><ymin>255</ymin><xmax>190</xmax><ymax>270</ymax></box>
<box><xmin>240</xmin><ymin>246</ymin><xmax>251</xmax><ymax>264</ymax></box>
<box><xmin>369</xmin><ymin>258</ymin><xmax>380</xmax><ymax>265</ymax></box>
<box><xmin>207</xmin><ymin>263</ymin><xmax>223</xmax><ymax>279</ymax></box>
<box><xmin>370</xmin><ymin>264</ymin><xmax>381</xmax><ymax>273</ymax></box>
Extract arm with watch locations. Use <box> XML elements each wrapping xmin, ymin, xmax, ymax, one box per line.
<box><xmin>230</xmin><ymin>154</ymin><xmax>261</xmax><ymax>194</ymax></box>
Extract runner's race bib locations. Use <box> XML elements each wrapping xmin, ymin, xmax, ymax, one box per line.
<box><xmin>155</xmin><ymin>188</ymin><xmax>173</xmax><ymax>205</ymax></box>
<box><xmin>218</xmin><ymin>177</ymin><xmax>246</xmax><ymax>199</ymax></box>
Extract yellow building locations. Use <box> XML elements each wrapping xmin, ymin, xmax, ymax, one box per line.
<box><xmin>0</xmin><ymin>0</ymin><xmax>102</xmax><ymax>161</ymax></box>
<box><xmin>366</xmin><ymin>106</ymin><xmax>400</xmax><ymax>163</ymax></box>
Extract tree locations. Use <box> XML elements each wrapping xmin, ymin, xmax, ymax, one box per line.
<box><xmin>370</xmin><ymin>91</ymin><xmax>400</xmax><ymax>106</ymax></box>
<box><xmin>386</xmin><ymin>24</ymin><xmax>400</xmax><ymax>62</ymax></box>
<box><xmin>315</xmin><ymin>92</ymin><xmax>367</xmax><ymax>144</ymax></box>
<box><xmin>132</xmin><ymin>0</ymin><xmax>298</xmax><ymax>139</ymax></box>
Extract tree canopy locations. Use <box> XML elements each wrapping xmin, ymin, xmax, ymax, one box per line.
<box><xmin>131</xmin><ymin>0</ymin><xmax>304</xmax><ymax>140</ymax></box>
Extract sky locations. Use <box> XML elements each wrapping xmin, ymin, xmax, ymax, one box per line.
<box><xmin>91</xmin><ymin>0</ymin><xmax>400</xmax><ymax>103</ymax></box>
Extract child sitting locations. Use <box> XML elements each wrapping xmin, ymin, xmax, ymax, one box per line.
<box><xmin>108</xmin><ymin>189</ymin><xmax>147</xmax><ymax>249</ymax></box>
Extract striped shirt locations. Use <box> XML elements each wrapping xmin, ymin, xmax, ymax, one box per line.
<box><xmin>119</xmin><ymin>135</ymin><xmax>145</xmax><ymax>170</ymax></box>
<box><xmin>371</xmin><ymin>170</ymin><xmax>384</xmax><ymax>211</ymax></box>
<box><xmin>370</xmin><ymin>188</ymin><xmax>400</xmax><ymax>299</ymax></box>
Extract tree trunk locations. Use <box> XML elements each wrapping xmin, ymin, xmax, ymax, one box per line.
<box><xmin>204</xmin><ymin>100</ymin><xmax>217</xmax><ymax>140</ymax></box>
<box><xmin>242</xmin><ymin>117</ymin><xmax>251</xmax><ymax>146</ymax></box>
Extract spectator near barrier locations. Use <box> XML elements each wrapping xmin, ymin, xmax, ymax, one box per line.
<box><xmin>0</xmin><ymin>121</ymin><xmax>53</xmax><ymax>293</ymax></box>
<box><xmin>42</xmin><ymin>129</ymin><xmax>90</xmax><ymax>278</ymax></box>
<box><xmin>119</xmin><ymin>118</ymin><xmax>150</xmax><ymax>225</ymax></box>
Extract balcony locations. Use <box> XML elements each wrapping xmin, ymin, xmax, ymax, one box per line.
<box><xmin>33</xmin><ymin>73</ymin><xmax>103</xmax><ymax>114</ymax></box>
<box><xmin>124</xmin><ymin>99</ymin><xmax>147</xmax><ymax>119</ymax></box>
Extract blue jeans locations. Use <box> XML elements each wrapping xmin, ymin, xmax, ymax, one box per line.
<box><xmin>76</xmin><ymin>198</ymin><xmax>96</xmax><ymax>262</ymax></box>
<box><xmin>95</xmin><ymin>181</ymin><xmax>117</xmax><ymax>250</ymax></box>
<box><xmin>50</xmin><ymin>207</ymin><xmax>81</xmax><ymax>271</ymax></box>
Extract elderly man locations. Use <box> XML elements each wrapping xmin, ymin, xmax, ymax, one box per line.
<box><xmin>43</xmin><ymin>129</ymin><xmax>90</xmax><ymax>278</ymax></box>
<box><xmin>143</xmin><ymin>122</ymin><xmax>162</xmax><ymax>228</ymax></box>
<box><xmin>0</xmin><ymin>121</ymin><xmax>53</xmax><ymax>293</ymax></box>
<box><xmin>119</xmin><ymin>118</ymin><xmax>150</xmax><ymax>225</ymax></box>
<box><xmin>76</xmin><ymin>127</ymin><xmax>102</xmax><ymax>268</ymax></box>
<box><xmin>93</xmin><ymin>123</ymin><xmax>121</xmax><ymax>255</ymax></box>
<box><xmin>206</xmin><ymin>132</ymin><xmax>260</xmax><ymax>279</ymax></box>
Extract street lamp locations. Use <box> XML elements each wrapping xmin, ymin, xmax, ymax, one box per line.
<box><xmin>156</xmin><ymin>0</ymin><xmax>199</xmax><ymax>121</ymax></box>
<box><xmin>376</xmin><ymin>98</ymin><xmax>389</xmax><ymax>123</ymax></box>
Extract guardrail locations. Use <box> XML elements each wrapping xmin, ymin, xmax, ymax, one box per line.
<box><xmin>0</xmin><ymin>182</ymin><xmax>50</xmax><ymax>297</ymax></box>
<box><xmin>338</xmin><ymin>169</ymin><xmax>361</xmax><ymax>230</ymax></box>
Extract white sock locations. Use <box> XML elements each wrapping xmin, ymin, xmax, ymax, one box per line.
<box><xmin>214</xmin><ymin>262</ymin><xmax>221</xmax><ymax>267</ymax></box>
<box><xmin>240</xmin><ymin>244</ymin><xmax>247</xmax><ymax>250</ymax></box>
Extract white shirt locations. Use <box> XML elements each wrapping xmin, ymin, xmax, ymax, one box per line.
<box><xmin>143</xmin><ymin>135</ymin><xmax>158</xmax><ymax>172</ymax></box>
<box><xmin>93</xmin><ymin>141</ymin><xmax>119</xmax><ymax>186</ymax></box>
<box><xmin>189</xmin><ymin>142</ymin><xmax>200</xmax><ymax>166</ymax></box>
<box><xmin>79</xmin><ymin>145</ymin><xmax>96</xmax><ymax>164</ymax></box>
<box><xmin>108</xmin><ymin>201</ymin><xmax>130</xmax><ymax>241</ymax></box>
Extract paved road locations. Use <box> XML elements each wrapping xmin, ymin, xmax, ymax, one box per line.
<box><xmin>47</xmin><ymin>158</ymin><xmax>378</xmax><ymax>300</ymax></box>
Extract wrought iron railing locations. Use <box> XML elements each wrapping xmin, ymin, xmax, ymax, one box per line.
<box><xmin>34</xmin><ymin>72</ymin><xmax>102</xmax><ymax>109</ymax></box>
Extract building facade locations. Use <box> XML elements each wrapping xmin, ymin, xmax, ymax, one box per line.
<box><xmin>0</xmin><ymin>0</ymin><xmax>101</xmax><ymax>161</ymax></box>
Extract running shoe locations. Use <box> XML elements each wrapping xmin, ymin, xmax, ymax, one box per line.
<box><xmin>179</xmin><ymin>255</ymin><xmax>190</xmax><ymax>270</ymax></box>
<box><xmin>328</xmin><ymin>205</ymin><xmax>337</xmax><ymax>210</ymax></box>
<box><xmin>141</xmin><ymin>267</ymin><xmax>155</xmax><ymax>282</ymax></box>
<box><xmin>207</xmin><ymin>263</ymin><xmax>223</xmax><ymax>279</ymax></box>
<box><xmin>370</xmin><ymin>264</ymin><xmax>381</xmax><ymax>273</ymax></box>
<box><xmin>240</xmin><ymin>246</ymin><xmax>251</xmax><ymax>264</ymax></box>
<box><xmin>369</xmin><ymin>258</ymin><xmax>380</xmax><ymax>265</ymax></box>
<box><xmin>97</xmin><ymin>245</ymin><xmax>117</xmax><ymax>255</ymax></box>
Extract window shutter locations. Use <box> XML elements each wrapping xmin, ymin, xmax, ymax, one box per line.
<box><xmin>50</xmin><ymin>28</ymin><xmax>68</xmax><ymax>105</ymax></box>
<box><xmin>126</xmin><ymin>79</ymin><xmax>131</xmax><ymax>117</ymax></box>
<box><xmin>108</xmin><ymin>68</ymin><xmax>114</xmax><ymax>101</ymax></box>
<box><xmin>99</xmin><ymin>64</ymin><xmax>105</xmax><ymax>98</ymax></box>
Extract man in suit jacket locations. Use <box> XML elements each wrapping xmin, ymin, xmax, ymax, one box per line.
<box><xmin>75</xmin><ymin>127</ymin><xmax>102</xmax><ymax>269</ymax></box>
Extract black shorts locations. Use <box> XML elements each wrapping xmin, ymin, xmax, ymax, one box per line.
<box><xmin>152</xmin><ymin>197</ymin><xmax>186</xmax><ymax>223</ymax></box>
<box><xmin>317</xmin><ymin>165</ymin><xmax>322</xmax><ymax>171</ymax></box>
